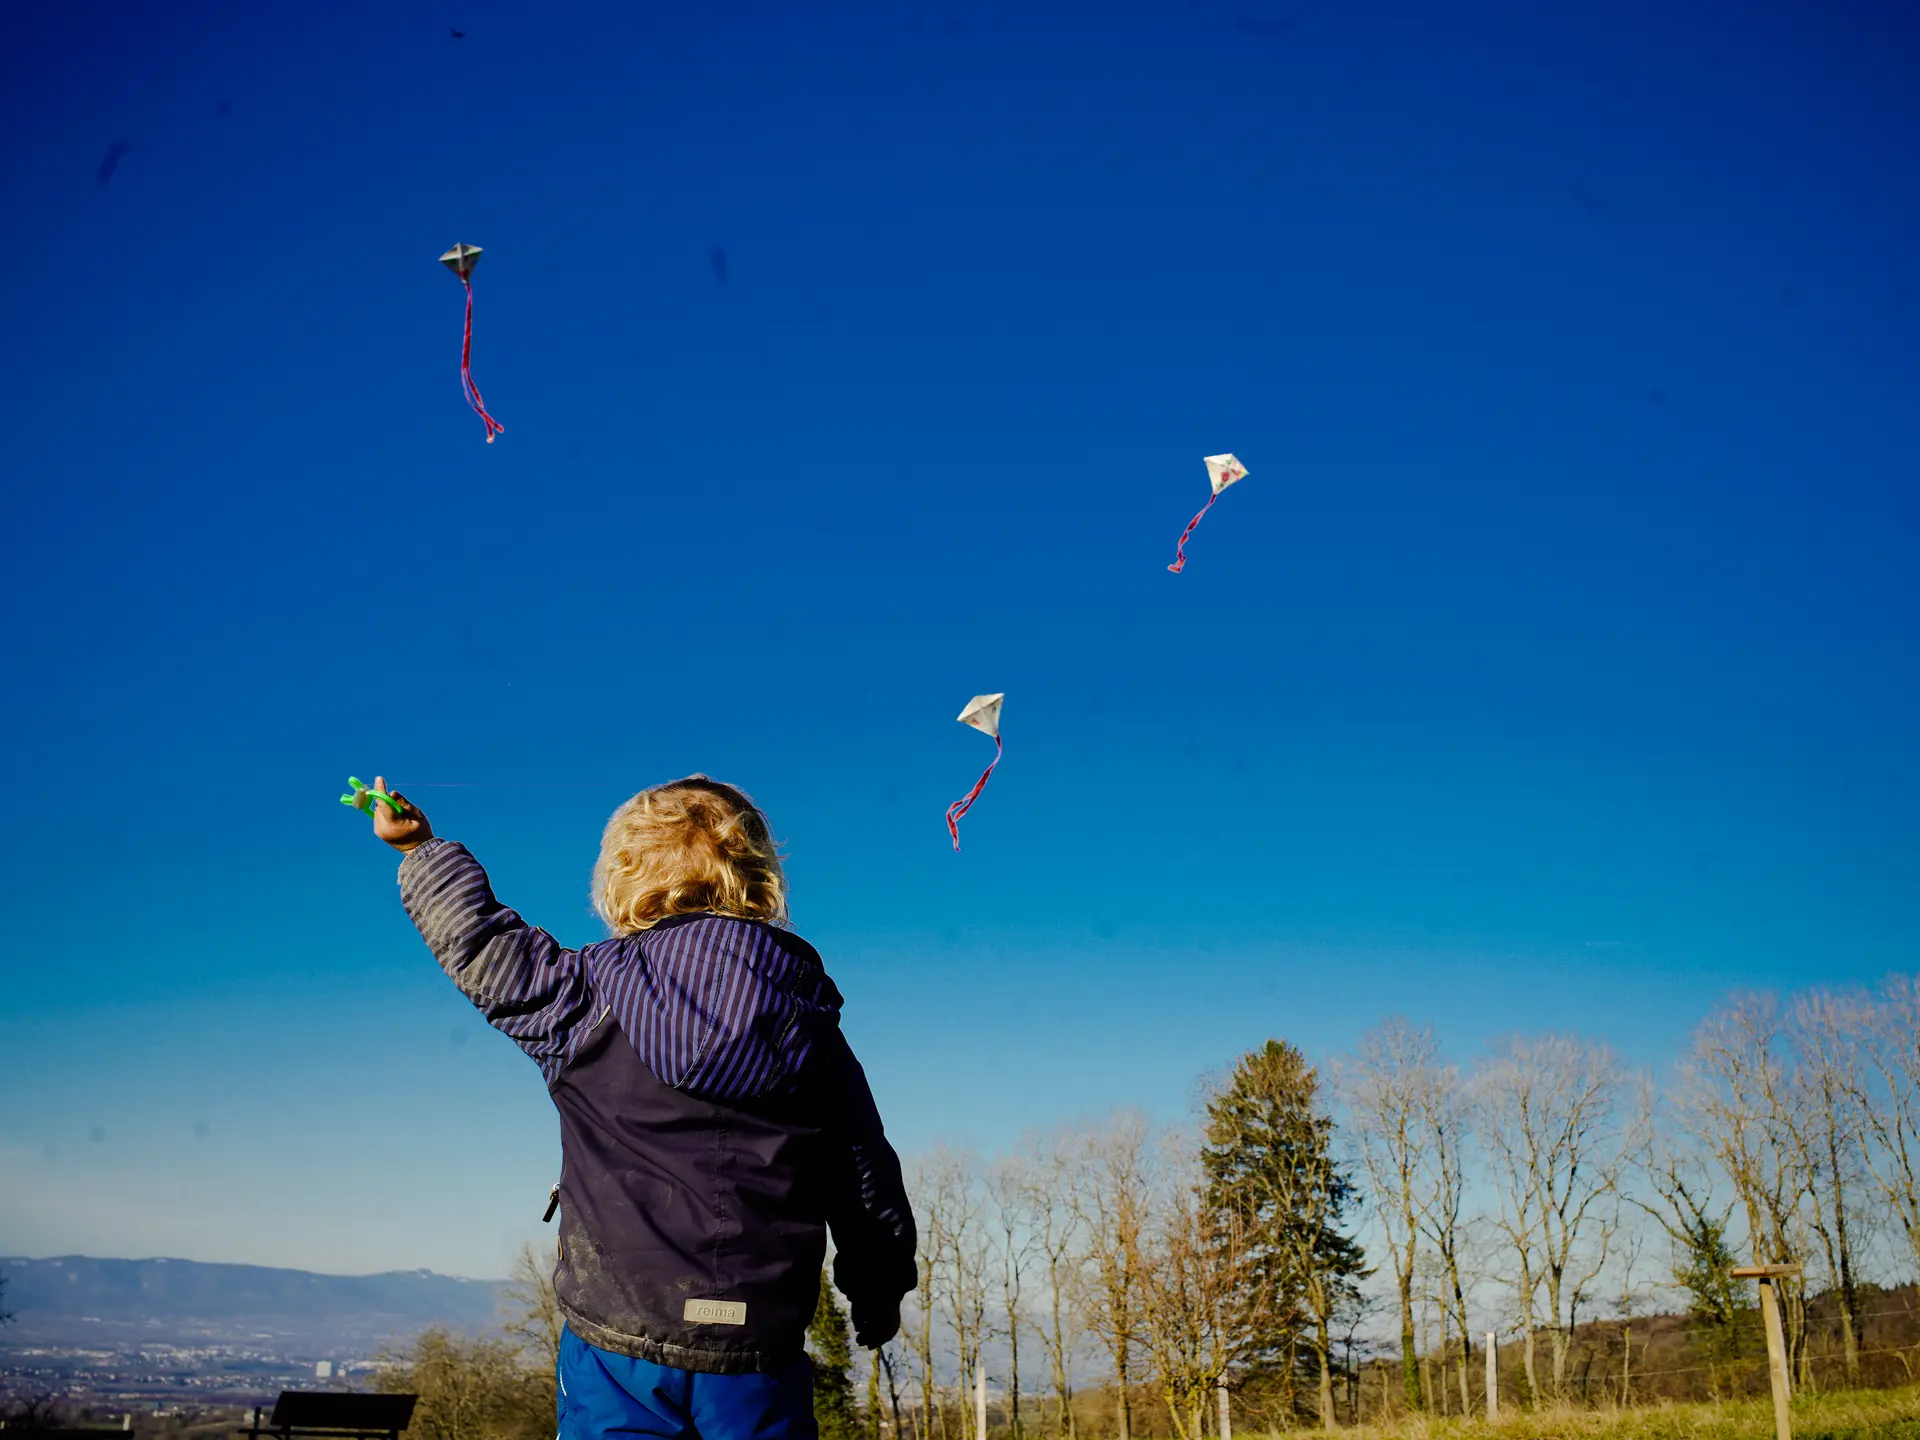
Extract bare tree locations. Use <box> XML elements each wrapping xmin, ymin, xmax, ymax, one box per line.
<box><xmin>926</xmin><ymin>1150</ymin><xmax>991</xmax><ymax>1440</ymax></box>
<box><xmin>1068</xmin><ymin>1113</ymin><xmax>1154</xmax><ymax>1440</ymax></box>
<box><xmin>1340</xmin><ymin>1018</ymin><xmax>1437</xmax><ymax>1412</ymax></box>
<box><xmin>906</xmin><ymin>1157</ymin><xmax>950</xmax><ymax>1440</ymax></box>
<box><xmin>371</xmin><ymin>1326</ymin><xmax>550</xmax><ymax>1440</ymax></box>
<box><xmin>1009</xmin><ymin>1134</ymin><xmax>1084</xmax><ymax>1440</ymax></box>
<box><xmin>1855</xmin><ymin>975</ymin><xmax>1920</xmax><ymax>1277</ymax></box>
<box><xmin>1411</xmin><ymin>1053</ymin><xmax>1477</xmax><ymax>1415</ymax></box>
<box><xmin>1137</xmin><ymin>1139</ymin><xmax>1263</xmax><ymax>1440</ymax></box>
<box><xmin>500</xmin><ymin>1242</ymin><xmax>563</xmax><ymax>1378</ymax></box>
<box><xmin>880</xmin><ymin>1345</ymin><xmax>907</xmax><ymax>1440</ymax></box>
<box><xmin>1681</xmin><ymin>995</ymin><xmax>1810</xmax><ymax>1380</ymax></box>
<box><xmin>990</xmin><ymin>1156</ymin><xmax>1042</xmax><ymax>1440</ymax></box>
<box><xmin>1608</xmin><ymin>1224</ymin><xmax>1653</xmax><ymax>1407</ymax></box>
<box><xmin>1788</xmin><ymin>988</ymin><xmax>1867</xmax><ymax>1382</ymax></box>
<box><xmin>1407</xmin><ymin>1256</ymin><xmax>1439</xmax><ymax>1418</ymax></box>
<box><xmin>1332</xmin><ymin>1288</ymin><xmax>1380</xmax><ymax>1426</ymax></box>
<box><xmin>1476</xmin><ymin>1034</ymin><xmax>1640</xmax><ymax>1403</ymax></box>
<box><xmin>0</xmin><ymin>1391</ymin><xmax>64</xmax><ymax>1430</ymax></box>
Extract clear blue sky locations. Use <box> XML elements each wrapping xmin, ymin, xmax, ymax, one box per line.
<box><xmin>1</xmin><ymin>0</ymin><xmax>1915</xmax><ymax>1278</ymax></box>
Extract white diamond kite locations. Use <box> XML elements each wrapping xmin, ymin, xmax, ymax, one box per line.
<box><xmin>1168</xmin><ymin>453</ymin><xmax>1248</xmax><ymax>572</ymax></box>
<box><xmin>439</xmin><ymin>242</ymin><xmax>482</xmax><ymax>279</ymax></box>
<box><xmin>440</xmin><ymin>243</ymin><xmax>504</xmax><ymax>443</ymax></box>
<box><xmin>946</xmin><ymin>693</ymin><xmax>1005</xmax><ymax>850</ymax></box>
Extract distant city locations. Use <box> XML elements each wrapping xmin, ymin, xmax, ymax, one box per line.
<box><xmin>2</xmin><ymin>1339</ymin><xmax>381</xmax><ymax>1409</ymax></box>
<box><xmin>0</xmin><ymin>1255</ymin><xmax>505</xmax><ymax>1415</ymax></box>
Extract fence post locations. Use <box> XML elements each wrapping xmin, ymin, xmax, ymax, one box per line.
<box><xmin>1484</xmin><ymin>1333</ymin><xmax>1498</xmax><ymax>1420</ymax></box>
<box><xmin>1733</xmin><ymin>1264</ymin><xmax>1803</xmax><ymax>1440</ymax></box>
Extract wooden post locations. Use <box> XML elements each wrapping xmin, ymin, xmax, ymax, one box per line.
<box><xmin>1484</xmin><ymin>1333</ymin><xmax>1498</xmax><ymax>1421</ymax></box>
<box><xmin>1733</xmin><ymin>1264</ymin><xmax>1803</xmax><ymax>1440</ymax></box>
<box><xmin>975</xmin><ymin>1362</ymin><xmax>988</xmax><ymax>1440</ymax></box>
<box><xmin>1758</xmin><ymin>1283</ymin><xmax>1791</xmax><ymax>1421</ymax></box>
<box><xmin>1215</xmin><ymin>1382</ymin><xmax>1231</xmax><ymax>1440</ymax></box>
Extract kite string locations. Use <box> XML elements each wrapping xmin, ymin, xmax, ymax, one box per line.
<box><xmin>1168</xmin><ymin>491</ymin><xmax>1219</xmax><ymax>573</ymax></box>
<box><xmin>460</xmin><ymin>276</ymin><xmax>505</xmax><ymax>443</ymax></box>
<box><xmin>945</xmin><ymin>735</ymin><xmax>1002</xmax><ymax>851</ymax></box>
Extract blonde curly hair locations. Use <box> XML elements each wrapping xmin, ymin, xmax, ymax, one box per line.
<box><xmin>592</xmin><ymin>776</ymin><xmax>788</xmax><ymax>934</ymax></box>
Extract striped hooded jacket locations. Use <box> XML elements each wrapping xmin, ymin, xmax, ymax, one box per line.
<box><xmin>398</xmin><ymin>837</ymin><xmax>918</xmax><ymax>1374</ymax></box>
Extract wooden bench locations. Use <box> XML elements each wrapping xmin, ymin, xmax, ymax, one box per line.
<box><xmin>238</xmin><ymin>1392</ymin><xmax>418</xmax><ymax>1440</ymax></box>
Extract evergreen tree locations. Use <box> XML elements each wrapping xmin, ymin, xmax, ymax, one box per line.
<box><xmin>1675</xmin><ymin>1208</ymin><xmax>1740</xmax><ymax>1329</ymax></box>
<box><xmin>1673</xmin><ymin>1204</ymin><xmax>1750</xmax><ymax>1383</ymax></box>
<box><xmin>810</xmin><ymin>1272</ymin><xmax>862</xmax><ymax>1440</ymax></box>
<box><xmin>1201</xmin><ymin>1040</ymin><xmax>1368</xmax><ymax>1428</ymax></box>
<box><xmin>1638</xmin><ymin>1164</ymin><xmax>1754</xmax><ymax>1392</ymax></box>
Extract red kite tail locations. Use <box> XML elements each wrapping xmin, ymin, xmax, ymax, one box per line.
<box><xmin>1168</xmin><ymin>491</ymin><xmax>1219</xmax><ymax>573</ymax></box>
<box><xmin>460</xmin><ymin>276</ymin><xmax>505</xmax><ymax>443</ymax></box>
<box><xmin>945</xmin><ymin>735</ymin><xmax>1002</xmax><ymax>851</ymax></box>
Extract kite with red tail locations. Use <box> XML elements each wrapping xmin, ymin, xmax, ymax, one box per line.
<box><xmin>1168</xmin><ymin>453</ymin><xmax>1248</xmax><ymax>572</ymax></box>
<box><xmin>440</xmin><ymin>243</ymin><xmax>504</xmax><ymax>443</ymax></box>
<box><xmin>946</xmin><ymin>693</ymin><xmax>1005</xmax><ymax>851</ymax></box>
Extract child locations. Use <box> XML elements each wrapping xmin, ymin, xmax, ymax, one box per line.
<box><xmin>365</xmin><ymin>775</ymin><xmax>918</xmax><ymax>1440</ymax></box>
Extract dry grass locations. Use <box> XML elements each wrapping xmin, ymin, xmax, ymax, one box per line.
<box><xmin>1249</xmin><ymin>1383</ymin><xmax>1920</xmax><ymax>1440</ymax></box>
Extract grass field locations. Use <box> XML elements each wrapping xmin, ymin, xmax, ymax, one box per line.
<box><xmin>1293</xmin><ymin>1383</ymin><xmax>1920</xmax><ymax>1440</ymax></box>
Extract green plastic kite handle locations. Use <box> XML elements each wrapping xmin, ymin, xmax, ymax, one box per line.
<box><xmin>341</xmin><ymin>776</ymin><xmax>405</xmax><ymax>818</ymax></box>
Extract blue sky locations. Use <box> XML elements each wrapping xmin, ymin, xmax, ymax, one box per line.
<box><xmin>1</xmin><ymin>0</ymin><xmax>1915</xmax><ymax>1277</ymax></box>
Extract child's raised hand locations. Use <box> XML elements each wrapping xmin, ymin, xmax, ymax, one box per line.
<box><xmin>370</xmin><ymin>776</ymin><xmax>434</xmax><ymax>853</ymax></box>
<box><xmin>852</xmin><ymin>1296</ymin><xmax>902</xmax><ymax>1350</ymax></box>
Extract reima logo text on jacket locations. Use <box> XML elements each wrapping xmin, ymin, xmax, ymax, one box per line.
<box><xmin>683</xmin><ymin>1299</ymin><xmax>748</xmax><ymax>1326</ymax></box>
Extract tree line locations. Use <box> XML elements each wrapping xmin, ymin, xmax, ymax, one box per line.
<box><xmin>367</xmin><ymin>973</ymin><xmax>1920</xmax><ymax>1439</ymax></box>
<box><xmin>881</xmin><ymin>974</ymin><xmax>1920</xmax><ymax>1435</ymax></box>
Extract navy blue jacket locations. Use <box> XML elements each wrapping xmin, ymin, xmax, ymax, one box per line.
<box><xmin>399</xmin><ymin>838</ymin><xmax>918</xmax><ymax>1373</ymax></box>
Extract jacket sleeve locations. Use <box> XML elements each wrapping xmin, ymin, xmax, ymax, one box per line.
<box><xmin>812</xmin><ymin>1025</ymin><xmax>919</xmax><ymax>1312</ymax></box>
<box><xmin>398</xmin><ymin>838</ymin><xmax>600</xmax><ymax>1082</ymax></box>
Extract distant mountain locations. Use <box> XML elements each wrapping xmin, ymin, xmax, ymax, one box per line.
<box><xmin>0</xmin><ymin>1255</ymin><xmax>506</xmax><ymax>1350</ymax></box>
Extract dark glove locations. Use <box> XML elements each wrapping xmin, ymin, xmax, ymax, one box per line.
<box><xmin>852</xmin><ymin>1297</ymin><xmax>902</xmax><ymax>1350</ymax></box>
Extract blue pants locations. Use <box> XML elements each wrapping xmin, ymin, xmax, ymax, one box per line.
<box><xmin>558</xmin><ymin>1327</ymin><xmax>818</xmax><ymax>1440</ymax></box>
